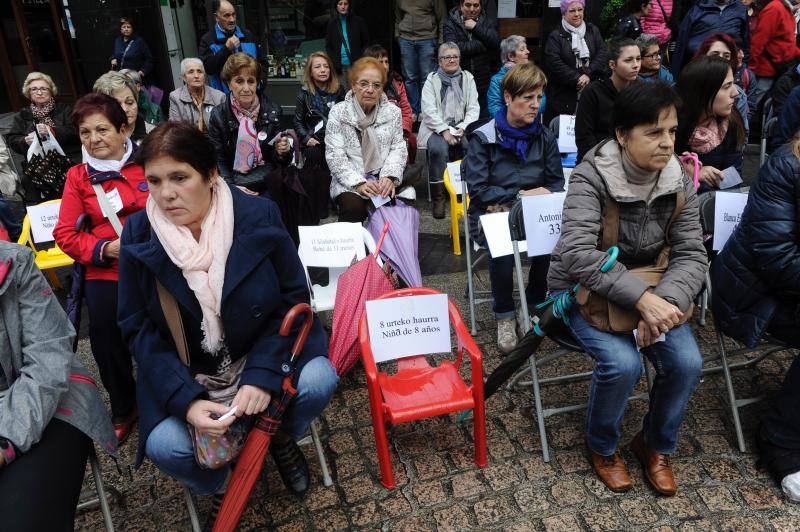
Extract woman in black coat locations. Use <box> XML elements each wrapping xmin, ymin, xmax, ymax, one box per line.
<box><xmin>613</xmin><ymin>0</ymin><xmax>651</xmax><ymax>40</ymax></box>
<box><xmin>711</xmin><ymin>141</ymin><xmax>800</xmax><ymax>503</ymax></box>
<box><xmin>543</xmin><ymin>0</ymin><xmax>607</xmax><ymax>124</ymax></box>
<box><xmin>110</xmin><ymin>17</ymin><xmax>154</xmax><ymax>78</ymax></box>
<box><xmin>325</xmin><ymin>0</ymin><xmax>370</xmax><ymax>75</ymax></box>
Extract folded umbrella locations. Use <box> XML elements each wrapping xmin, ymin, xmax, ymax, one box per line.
<box><xmin>365</xmin><ymin>200</ymin><xmax>422</xmax><ymax>287</ymax></box>
<box><xmin>65</xmin><ymin>214</ymin><xmax>91</xmax><ymax>351</ymax></box>
<box><xmin>213</xmin><ymin>303</ymin><xmax>316</xmax><ymax>532</ymax></box>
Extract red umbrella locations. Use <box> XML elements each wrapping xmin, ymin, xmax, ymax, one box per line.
<box><xmin>328</xmin><ymin>221</ymin><xmax>395</xmax><ymax>376</ymax></box>
<box><xmin>213</xmin><ymin>303</ymin><xmax>315</xmax><ymax>532</ymax></box>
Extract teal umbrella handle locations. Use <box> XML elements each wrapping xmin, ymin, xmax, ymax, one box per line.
<box><xmin>600</xmin><ymin>246</ymin><xmax>619</xmax><ymax>273</ymax></box>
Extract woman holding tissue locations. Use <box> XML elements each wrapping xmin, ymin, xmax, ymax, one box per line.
<box><xmin>325</xmin><ymin>57</ymin><xmax>409</xmax><ymax>223</ymax></box>
<box><xmin>118</xmin><ymin>122</ymin><xmax>337</xmax><ymax>528</ymax></box>
<box><xmin>548</xmin><ymin>81</ymin><xmax>707</xmax><ymax>496</ymax></box>
<box><xmin>675</xmin><ymin>55</ymin><xmax>745</xmax><ymax>193</ymax></box>
<box><xmin>463</xmin><ymin>63</ymin><xmax>563</xmax><ymax>354</ymax></box>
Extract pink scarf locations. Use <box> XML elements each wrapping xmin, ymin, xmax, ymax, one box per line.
<box><xmin>146</xmin><ymin>177</ymin><xmax>234</xmax><ymax>354</ymax></box>
<box><xmin>230</xmin><ymin>96</ymin><xmax>263</xmax><ymax>173</ymax></box>
<box><xmin>688</xmin><ymin>117</ymin><xmax>729</xmax><ymax>155</ymax></box>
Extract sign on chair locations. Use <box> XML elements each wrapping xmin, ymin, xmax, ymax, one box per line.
<box><xmin>365</xmin><ymin>293</ymin><xmax>451</xmax><ymax>363</ymax></box>
<box><xmin>557</xmin><ymin>115</ymin><xmax>577</xmax><ymax>154</ymax></box>
<box><xmin>713</xmin><ymin>191</ymin><xmax>749</xmax><ymax>251</ymax></box>
<box><xmin>446</xmin><ymin>161</ymin><xmax>467</xmax><ymax>194</ymax></box>
<box><xmin>522</xmin><ymin>192</ymin><xmax>567</xmax><ymax>257</ymax></box>
<box><xmin>298</xmin><ymin>223</ymin><xmax>365</xmax><ymax>267</ymax></box>
<box><xmin>26</xmin><ymin>202</ymin><xmax>61</xmax><ymax>243</ymax></box>
<box><xmin>479</xmin><ymin>212</ymin><xmax>527</xmax><ymax>258</ymax></box>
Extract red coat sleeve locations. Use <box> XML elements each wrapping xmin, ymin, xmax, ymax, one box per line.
<box><xmin>53</xmin><ymin>166</ymin><xmax>107</xmax><ymax>267</ymax></box>
<box><xmin>394</xmin><ymin>79</ymin><xmax>414</xmax><ymax>135</ymax></box>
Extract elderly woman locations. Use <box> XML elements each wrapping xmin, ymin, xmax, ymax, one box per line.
<box><xmin>543</xmin><ymin>0</ymin><xmax>607</xmax><ymax>123</ymax></box>
<box><xmin>293</xmin><ymin>51</ymin><xmax>346</xmax><ymax>219</ymax></box>
<box><xmin>326</xmin><ymin>57</ymin><xmax>409</xmax><ymax>223</ymax></box>
<box><xmin>94</xmin><ymin>70</ymin><xmax>149</xmax><ymax>143</ymax></box>
<box><xmin>636</xmin><ymin>34</ymin><xmax>674</xmax><ymax>84</ymax></box>
<box><xmin>120</xmin><ymin>69</ymin><xmax>164</xmax><ymax>126</ymax></box>
<box><xmin>712</xmin><ymin>139</ymin><xmax>800</xmax><ymax>504</ymax></box>
<box><xmin>675</xmin><ymin>56</ymin><xmax>746</xmax><ymax>192</ymax></box>
<box><xmin>168</xmin><ymin>57</ymin><xmax>226</xmax><ymax>131</ymax></box>
<box><xmin>118</xmin><ymin>123</ymin><xmax>336</xmax><ymax>527</ymax></box>
<box><xmin>110</xmin><ymin>17</ymin><xmax>154</xmax><ymax>78</ymax></box>
<box><xmin>6</xmin><ymin>72</ymin><xmax>80</xmax><ymax>162</ymax></box>
<box><xmin>575</xmin><ymin>38</ymin><xmax>641</xmax><ymax>161</ymax></box>
<box><xmin>487</xmin><ymin>36</ymin><xmax>534</xmax><ymax>121</ymax></box>
<box><xmin>419</xmin><ymin>42</ymin><xmax>480</xmax><ymax>219</ymax></box>
<box><xmin>463</xmin><ymin>63</ymin><xmax>563</xmax><ymax>353</ymax></box>
<box><xmin>548</xmin><ymin>81</ymin><xmax>706</xmax><ymax>496</ymax></box>
<box><xmin>0</xmin><ymin>241</ymin><xmax>116</xmax><ymax>530</ymax></box>
<box><xmin>52</xmin><ymin>93</ymin><xmax>149</xmax><ymax>445</ymax></box>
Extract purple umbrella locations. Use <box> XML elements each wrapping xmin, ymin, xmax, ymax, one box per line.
<box><xmin>366</xmin><ymin>199</ymin><xmax>422</xmax><ymax>287</ymax></box>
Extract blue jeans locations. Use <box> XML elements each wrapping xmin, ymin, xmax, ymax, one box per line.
<box><xmin>398</xmin><ymin>38</ymin><xmax>437</xmax><ymax>115</ymax></box>
<box><xmin>145</xmin><ymin>356</ymin><xmax>338</xmax><ymax>495</ymax></box>
<box><xmin>489</xmin><ymin>254</ymin><xmax>550</xmax><ymax>318</ymax></box>
<box><xmin>567</xmin><ymin>310</ymin><xmax>702</xmax><ymax>456</ymax></box>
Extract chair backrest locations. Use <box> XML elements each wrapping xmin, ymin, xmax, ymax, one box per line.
<box><xmin>17</xmin><ymin>199</ymin><xmax>62</xmax><ymax>251</ymax></box>
<box><xmin>548</xmin><ymin>116</ymin><xmax>560</xmax><ymax>135</ymax></box>
<box><xmin>443</xmin><ymin>159</ymin><xmax>470</xmax><ymax>205</ymax></box>
<box><xmin>698</xmin><ymin>191</ymin><xmax>716</xmax><ymax>236</ymax></box>
<box><xmin>761</xmin><ymin>97</ymin><xmax>773</xmax><ymax>130</ymax></box>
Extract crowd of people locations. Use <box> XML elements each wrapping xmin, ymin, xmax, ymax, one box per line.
<box><xmin>4</xmin><ymin>0</ymin><xmax>800</xmax><ymax>529</ymax></box>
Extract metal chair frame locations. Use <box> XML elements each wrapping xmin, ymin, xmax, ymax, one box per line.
<box><xmin>75</xmin><ymin>448</ymin><xmax>117</xmax><ymax>531</ymax></box>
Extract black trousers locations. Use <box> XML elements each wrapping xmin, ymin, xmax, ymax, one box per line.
<box><xmin>302</xmin><ymin>145</ymin><xmax>333</xmax><ymax>219</ymax></box>
<box><xmin>336</xmin><ymin>192</ymin><xmax>370</xmax><ymax>223</ymax></box>
<box><xmin>0</xmin><ymin>419</ymin><xmax>91</xmax><ymax>531</ymax></box>
<box><xmin>85</xmin><ymin>279</ymin><xmax>137</xmax><ymax>418</ymax></box>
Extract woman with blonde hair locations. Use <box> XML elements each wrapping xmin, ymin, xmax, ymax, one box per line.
<box><xmin>94</xmin><ymin>70</ymin><xmax>148</xmax><ymax>143</ymax></box>
<box><xmin>293</xmin><ymin>51</ymin><xmax>346</xmax><ymax>218</ymax></box>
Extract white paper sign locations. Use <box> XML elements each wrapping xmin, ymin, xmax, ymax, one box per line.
<box><xmin>632</xmin><ymin>329</ymin><xmax>665</xmax><ymax>352</ymax></box>
<box><xmin>370</xmin><ymin>194</ymin><xmax>391</xmax><ymax>208</ymax></box>
<box><xmin>719</xmin><ymin>166</ymin><xmax>743</xmax><ymax>190</ymax></box>
<box><xmin>713</xmin><ymin>191</ymin><xmax>749</xmax><ymax>251</ymax></box>
<box><xmin>298</xmin><ymin>223</ymin><xmax>365</xmax><ymax>267</ymax></box>
<box><xmin>548</xmin><ymin>0</ymin><xmax>561</xmax><ymax>6</ymax></box>
<box><xmin>522</xmin><ymin>192</ymin><xmax>567</xmax><ymax>257</ymax></box>
<box><xmin>313</xmin><ymin>120</ymin><xmax>324</xmax><ymax>134</ymax></box>
<box><xmin>479</xmin><ymin>212</ymin><xmax>527</xmax><ymax>258</ymax></box>
<box><xmin>446</xmin><ymin>161</ymin><xmax>467</xmax><ymax>194</ymax></box>
<box><xmin>26</xmin><ymin>202</ymin><xmax>61</xmax><ymax>243</ymax></box>
<box><xmin>557</xmin><ymin>115</ymin><xmax>577</xmax><ymax>153</ymax></box>
<box><xmin>498</xmin><ymin>0</ymin><xmax>517</xmax><ymax>17</ymax></box>
<box><xmin>97</xmin><ymin>188</ymin><xmax>123</xmax><ymax>218</ymax></box>
<box><xmin>365</xmin><ymin>293</ymin><xmax>451</xmax><ymax>363</ymax></box>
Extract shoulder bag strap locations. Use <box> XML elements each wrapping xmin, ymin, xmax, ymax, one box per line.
<box><xmin>600</xmin><ymin>184</ymin><xmax>621</xmax><ymax>252</ymax></box>
<box><xmin>663</xmin><ymin>190</ymin><xmax>685</xmax><ymax>246</ymax></box>
<box><xmin>156</xmin><ymin>281</ymin><xmax>191</xmax><ymax>366</ymax></box>
<box><xmin>92</xmin><ymin>183</ymin><xmax>124</xmax><ymax>237</ymax></box>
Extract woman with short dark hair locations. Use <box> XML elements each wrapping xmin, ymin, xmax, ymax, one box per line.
<box><xmin>548</xmin><ymin>81</ymin><xmax>706</xmax><ymax>496</ymax></box>
<box><xmin>110</xmin><ymin>17</ymin><xmax>154</xmax><ymax>78</ymax></box>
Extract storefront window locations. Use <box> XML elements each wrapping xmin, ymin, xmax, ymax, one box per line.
<box><xmin>262</xmin><ymin>0</ymin><xmax>328</xmax><ymax>80</ymax></box>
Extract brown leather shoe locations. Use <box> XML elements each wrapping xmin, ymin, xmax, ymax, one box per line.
<box><xmin>587</xmin><ymin>444</ymin><xmax>633</xmax><ymax>492</ymax></box>
<box><xmin>112</xmin><ymin>408</ymin><xmax>138</xmax><ymax>446</ymax></box>
<box><xmin>631</xmin><ymin>431</ymin><xmax>677</xmax><ymax>496</ymax></box>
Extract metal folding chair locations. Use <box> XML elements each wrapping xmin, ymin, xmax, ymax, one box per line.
<box><xmin>760</xmin><ymin>116</ymin><xmax>778</xmax><ymax>167</ymax></box>
<box><xmin>462</xmin><ymin>181</ymin><xmax>494</xmax><ymax>336</ymax></box>
<box><xmin>76</xmin><ymin>448</ymin><xmax>117</xmax><ymax>531</ymax></box>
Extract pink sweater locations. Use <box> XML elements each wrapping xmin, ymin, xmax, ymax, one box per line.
<box><xmin>641</xmin><ymin>0</ymin><xmax>673</xmax><ymax>45</ymax></box>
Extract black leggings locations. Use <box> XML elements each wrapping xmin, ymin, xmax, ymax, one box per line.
<box><xmin>0</xmin><ymin>419</ymin><xmax>92</xmax><ymax>531</ymax></box>
<box><xmin>336</xmin><ymin>192</ymin><xmax>370</xmax><ymax>223</ymax></box>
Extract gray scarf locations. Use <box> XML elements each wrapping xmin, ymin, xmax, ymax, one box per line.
<box><xmin>437</xmin><ymin>67</ymin><xmax>465</xmax><ymax>126</ymax></box>
<box><xmin>351</xmin><ymin>94</ymin><xmax>382</xmax><ymax>175</ymax></box>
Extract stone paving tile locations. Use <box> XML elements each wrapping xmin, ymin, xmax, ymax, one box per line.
<box><xmin>542</xmin><ymin>513</ymin><xmax>583</xmax><ymax>532</ymax></box>
<box><xmin>432</xmin><ymin>504</ymin><xmax>472</xmax><ymax>530</ymax></box>
<box><xmin>618</xmin><ymin>496</ymin><xmax>660</xmax><ymax>525</ymax></box>
<box><xmin>696</xmin><ymin>485</ymin><xmax>741</xmax><ymax>512</ymax></box>
<box><xmin>473</xmin><ymin>496</ymin><xmax>517</xmax><ymax>526</ymax></box>
<box><xmin>580</xmin><ymin>503</ymin><xmax>626</xmax><ymax>531</ymax></box>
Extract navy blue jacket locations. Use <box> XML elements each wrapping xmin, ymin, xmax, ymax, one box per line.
<box><xmin>771</xmin><ymin>85</ymin><xmax>800</xmax><ymax>151</ymax></box>
<box><xmin>671</xmin><ymin>0</ymin><xmax>749</xmax><ymax>75</ymax></box>
<box><xmin>111</xmin><ymin>35</ymin><xmax>154</xmax><ymax>76</ymax></box>
<box><xmin>711</xmin><ymin>145</ymin><xmax>800</xmax><ymax>347</ymax></box>
<box><xmin>117</xmin><ymin>187</ymin><xmax>327</xmax><ymax>466</ymax></box>
<box><xmin>198</xmin><ymin>24</ymin><xmax>260</xmax><ymax>93</ymax></box>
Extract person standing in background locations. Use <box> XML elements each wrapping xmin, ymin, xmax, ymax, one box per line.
<box><xmin>110</xmin><ymin>17</ymin><xmax>154</xmax><ymax>80</ymax></box>
<box><xmin>325</xmin><ymin>0</ymin><xmax>370</xmax><ymax>78</ymax></box>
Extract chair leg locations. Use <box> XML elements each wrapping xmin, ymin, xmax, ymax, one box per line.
<box><xmin>46</xmin><ymin>268</ymin><xmax>62</xmax><ymax>289</ymax></box>
<box><xmin>472</xmin><ymin>390</ymin><xmax>488</xmax><ymax>469</ymax></box>
<box><xmin>528</xmin><ymin>357</ymin><xmax>551</xmax><ymax>463</ymax></box>
<box><xmin>717</xmin><ymin>329</ymin><xmax>747</xmax><ymax>452</ymax></box>
<box><xmin>89</xmin><ymin>448</ymin><xmax>115</xmax><ymax>532</ymax></box>
<box><xmin>372</xmin><ymin>416</ymin><xmax>395</xmax><ymax>489</ymax></box>
<box><xmin>463</xmin><ymin>208</ymin><xmax>478</xmax><ymax>336</ymax></box>
<box><xmin>451</xmin><ymin>209</ymin><xmax>461</xmax><ymax>256</ymax></box>
<box><xmin>310</xmin><ymin>419</ymin><xmax>333</xmax><ymax>487</ymax></box>
<box><xmin>183</xmin><ymin>486</ymin><xmax>201</xmax><ymax>532</ymax></box>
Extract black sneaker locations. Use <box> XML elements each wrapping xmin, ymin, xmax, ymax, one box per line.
<box><xmin>270</xmin><ymin>438</ymin><xmax>310</xmax><ymax>497</ymax></box>
<box><xmin>202</xmin><ymin>492</ymin><xmax>224</xmax><ymax>532</ymax></box>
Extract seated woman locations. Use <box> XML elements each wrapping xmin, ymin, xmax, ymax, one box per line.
<box><xmin>548</xmin><ymin>81</ymin><xmax>706</xmax><ymax>496</ymax></box>
<box><xmin>487</xmin><ymin>35</ymin><xmax>531</xmax><ymax>117</ymax></box>
<box><xmin>6</xmin><ymin>71</ymin><xmax>81</xmax><ymax>162</ymax></box>
<box><xmin>692</xmin><ymin>33</ymin><xmax>751</xmax><ymax>131</ymax></box>
<box><xmin>575</xmin><ymin>38</ymin><xmax>641</xmax><ymax>161</ymax></box>
<box><xmin>293</xmin><ymin>52</ymin><xmax>346</xmax><ymax>219</ymax></box>
<box><xmin>168</xmin><ymin>57</ymin><xmax>226</xmax><ymax>131</ymax></box>
<box><xmin>0</xmin><ymin>241</ymin><xmax>116</xmax><ymax>530</ymax></box>
<box><xmin>118</xmin><ymin>122</ymin><xmax>337</xmax><ymax>525</ymax></box>
<box><xmin>419</xmin><ymin>42</ymin><xmax>480</xmax><ymax>219</ymax></box>
<box><xmin>94</xmin><ymin>71</ymin><xmax>149</xmax><ymax>144</ymax></box>
<box><xmin>53</xmin><ymin>93</ymin><xmax>147</xmax><ymax>444</ymax></box>
<box><xmin>543</xmin><ymin>0</ymin><xmax>607</xmax><ymax>123</ymax></box>
<box><xmin>712</xmin><ymin>140</ymin><xmax>800</xmax><ymax>503</ymax></box>
<box><xmin>675</xmin><ymin>56</ymin><xmax>745</xmax><ymax>192</ymax></box>
<box><xmin>636</xmin><ymin>34</ymin><xmax>674</xmax><ymax>85</ymax></box>
<box><xmin>120</xmin><ymin>69</ymin><xmax>164</xmax><ymax>126</ymax></box>
<box><xmin>463</xmin><ymin>63</ymin><xmax>563</xmax><ymax>354</ymax></box>
<box><xmin>325</xmin><ymin>57</ymin><xmax>410</xmax><ymax>224</ymax></box>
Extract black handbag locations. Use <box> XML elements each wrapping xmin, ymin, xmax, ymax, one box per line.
<box><xmin>21</xmin><ymin>135</ymin><xmax>72</xmax><ymax>201</ymax></box>
<box><xmin>231</xmin><ymin>165</ymin><xmax>271</xmax><ymax>193</ymax></box>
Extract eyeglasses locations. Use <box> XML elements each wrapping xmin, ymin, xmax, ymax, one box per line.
<box><xmin>356</xmin><ymin>80</ymin><xmax>382</xmax><ymax>91</ymax></box>
<box><xmin>642</xmin><ymin>52</ymin><xmax>661</xmax><ymax>60</ymax></box>
<box><xmin>440</xmin><ymin>55</ymin><xmax>460</xmax><ymax>61</ymax></box>
<box><xmin>30</xmin><ymin>87</ymin><xmax>50</xmax><ymax>93</ymax></box>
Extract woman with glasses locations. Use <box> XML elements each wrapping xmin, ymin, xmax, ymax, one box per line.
<box><xmin>325</xmin><ymin>57</ymin><xmax>409</xmax><ymax>223</ymax></box>
<box><xmin>636</xmin><ymin>34</ymin><xmax>674</xmax><ymax>84</ymax></box>
<box><xmin>419</xmin><ymin>42</ymin><xmax>479</xmax><ymax>219</ymax></box>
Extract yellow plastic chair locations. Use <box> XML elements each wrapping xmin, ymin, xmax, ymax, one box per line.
<box><xmin>17</xmin><ymin>199</ymin><xmax>73</xmax><ymax>288</ymax></box>
<box><xmin>443</xmin><ymin>160</ymin><xmax>470</xmax><ymax>255</ymax></box>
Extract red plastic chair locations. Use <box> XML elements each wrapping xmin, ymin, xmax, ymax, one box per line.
<box><xmin>357</xmin><ymin>287</ymin><xmax>487</xmax><ymax>488</ymax></box>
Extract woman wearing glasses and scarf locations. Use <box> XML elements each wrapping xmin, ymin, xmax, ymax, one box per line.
<box><xmin>418</xmin><ymin>42</ymin><xmax>480</xmax><ymax>218</ymax></box>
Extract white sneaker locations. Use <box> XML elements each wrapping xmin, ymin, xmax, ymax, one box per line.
<box><xmin>782</xmin><ymin>471</ymin><xmax>800</xmax><ymax>503</ymax></box>
<box><xmin>497</xmin><ymin>317</ymin><xmax>518</xmax><ymax>354</ymax></box>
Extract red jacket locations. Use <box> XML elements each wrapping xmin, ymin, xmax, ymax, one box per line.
<box><xmin>53</xmin><ymin>161</ymin><xmax>149</xmax><ymax>282</ymax></box>
<box><xmin>750</xmin><ymin>0</ymin><xmax>800</xmax><ymax>77</ymax></box>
